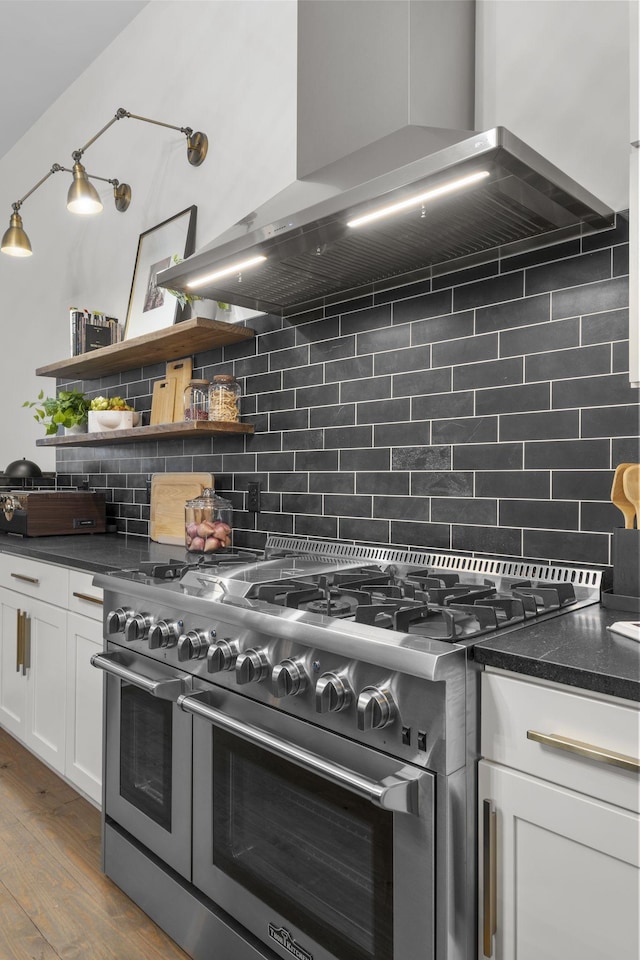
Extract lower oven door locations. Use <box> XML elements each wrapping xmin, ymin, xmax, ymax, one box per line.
<box><xmin>180</xmin><ymin>685</ymin><xmax>434</xmax><ymax>960</ymax></box>
<box><xmin>92</xmin><ymin>645</ymin><xmax>193</xmax><ymax>880</ymax></box>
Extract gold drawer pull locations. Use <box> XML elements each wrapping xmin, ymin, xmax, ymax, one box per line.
<box><xmin>23</xmin><ymin>614</ymin><xmax>31</xmax><ymax>674</ymax></box>
<box><xmin>527</xmin><ymin>730</ymin><xmax>640</xmax><ymax>774</ymax></box>
<box><xmin>482</xmin><ymin>798</ymin><xmax>497</xmax><ymax>957</ymax></box>
<box><xmin>16</xmin><ymin>609</ymin><xmax>23</xmax><ymax>672</ymax></box>
<box><xmin>11</xmin><ymin>572</ymin><xmax>39</xmax><ymax>585</ymax></box>
<box><xmin>72</xmin><ymin>591</ymin><xmax>103</xmax><ymax>606</ymax></box>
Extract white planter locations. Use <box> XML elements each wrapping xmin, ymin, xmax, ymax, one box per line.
<box><xmin>64</xmin><ymin>423</ymin><xmax>87</xmax><ymax>435</ymax></box>
<box><xmin>191</xmin><ymin>299</ymin><xmax>217</xmax><ymax>320</ymax></box>
<box><xmin>88</xmin><ymin>410</ymin><xmax>139</xmax><ymax>432</ymax></box>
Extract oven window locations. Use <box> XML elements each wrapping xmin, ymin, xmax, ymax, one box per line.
<box><xmin>212</xmin><ymin>729</ymin><xmax>393</xmax><ymax>960</ymax></box>
<box><xmin>119</xmin><ymin>683</ymin><xmax>172</xmax><ymax>831</ymax></box>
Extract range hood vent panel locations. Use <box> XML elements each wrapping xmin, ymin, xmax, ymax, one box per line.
<box><xmin>158</xmin><ymin>128</ymin><xmax>615</xmax><ymax>316</ymax></box>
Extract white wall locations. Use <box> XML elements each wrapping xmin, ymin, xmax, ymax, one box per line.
<box><xmin>0</xmin><ymin>0</ymin><xmax>297</xmax><ymax>470</ymax></box>
<box><xmin>476</xmin><ymin>0</ymin><xmax>630</xmax><ymax>211</ymax></box>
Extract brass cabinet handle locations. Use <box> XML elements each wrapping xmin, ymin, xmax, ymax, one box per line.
<box><xmin>72</xmin><ymin>591</ymin><xmax>103</xmax><ymax>606</ymax></box>
<box><xmin>22</xmin><ymin>614</ymin><xmax>31</xmax><ymax>676</ymax></box>
<box><xmin>482</xmin><ymin>798</ymin><xmax>497</xmax><ymax>958</ymax></box>
<box><xmin>16</xmin><ymin>609</ymin><xmax>23</xmax><ymax>673</ymax></box>
<box><xmin>527</xmin><ymin>730</ymin><xmax>640</xmax><ymax>774</ymax></box>
<box><xmin>10</xmin><ymin>572</ymin><xmax>40</xmax><ymax>585</ymax></box>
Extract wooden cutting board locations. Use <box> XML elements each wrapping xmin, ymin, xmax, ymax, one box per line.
<box><xmin>150</xmin><ymin>379</ymin><xmax>177</xmax><ymax>425</ymax></box>
<box><xmin>165</xmin><ymin>357</ymin><xmax>193</xmax><ymax>421</ymax></box>
<box><xmin>150</xmin><ymin>472</ymin><xmax>214</xmax><ymax>545</ymax></box>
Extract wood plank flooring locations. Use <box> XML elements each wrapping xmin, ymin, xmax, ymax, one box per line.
<box><xmin>0</xmin><ymin>728</ymin><xmax>190</xmax><ymax>960</ymax></box>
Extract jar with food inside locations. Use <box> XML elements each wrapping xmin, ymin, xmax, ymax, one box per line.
<box><xmin>185</xmin><ymin>488</ymin><xmax>233</xmax><ymax>553</ymax></box>
<box><xmin>183</xmin><ymin>379</ymin><xmax>210</xmax><ymax>421</ymax></box>
<box><xmin>209</xmin><ymin>374</ymin><xmax>241</xmax><ymax>422</ymax></box>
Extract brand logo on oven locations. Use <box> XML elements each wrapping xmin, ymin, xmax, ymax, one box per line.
<box><xmin>268</xmin><ymin>924</ymin><xmax>313</xmax><ymax>960</ymax></box>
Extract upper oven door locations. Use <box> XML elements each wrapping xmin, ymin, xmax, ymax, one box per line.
<box><xmin>180</xmin><ymin>684</ymin><xmax>435</xmax><ymax>960</ymax></box>
<box><xmin>92</xmin><ymin>645</ymin><xmax>193</xmax><ymax>880</ymax></box>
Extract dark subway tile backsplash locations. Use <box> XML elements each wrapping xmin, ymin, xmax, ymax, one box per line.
<box><xmin>524</xmin><ymin>249</ymin><xmax>612</xmax><ymax>296</ymax></box>
<box><xmin>499</xmin><ymin>316</ymin><xmax>580</xmax><ymax>357</ymax></box>
<box><xmin>57</xmin><ymin>213</ymin><xmax>638</xmax><ymax>566</ymax></box>
<box><xmin>552</xmin><ymin>275</ymin><xmax>628</xmax><ymax>320</ymax></box>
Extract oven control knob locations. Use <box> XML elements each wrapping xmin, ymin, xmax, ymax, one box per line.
<box><xmin>315</xmin><ymin>672</ymin><xmax>352</xmax><ymax>713</ymax></box>
<box><xmin>207</xmin><ymin>639</ymin><xmax>239</xmax><ymax>673</ymax></box>
<box><xmin>148</xmin><ymin>619</ymin><xmax>183</xmax><ymax>649</ymax></box>
<box><xmin>106</xmin><ymin>607</ymin><xmax>132</xmax><ymax>635</ymax></box>
<box><xmin>177</xmin><ymin>629</ymin><xmax>213</xmax><ymax>661</ymax></box>
<box><xmin>236</xmin><ymin>648</ymin><xmax>269</xmax><ymax>685</ymax></box>
<box><xmin>272</xmin><ymin>659</ymin><xmax>307</xmax><ymax>698</ymax></box>
<box><xmin>356</xmin><ymin>686</ymin><xmax>397</xmax><ymax>731</ymax></box>
<box><xmin>124</xmin><ymin>613</ymin><xmax>153</xmax><ymax>643</ymax></box>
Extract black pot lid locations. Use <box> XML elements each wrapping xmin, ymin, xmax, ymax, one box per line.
<box><xmin>4</xmin><ymin>458</ymin><xmax>43</xmax><ymax>478</ymax></box>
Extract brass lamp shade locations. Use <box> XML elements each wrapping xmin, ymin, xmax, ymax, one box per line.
<box><xmin>67</xmin><ymin>162</ymin><xmax>103</xmax><ymax>215</ymax></box>
<box><xmin>1</xmin><ymin>212</ymin><xmax>32</xmax><ymax>257</ymax></box>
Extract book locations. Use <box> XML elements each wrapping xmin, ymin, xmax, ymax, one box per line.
<box><xmin>82</xmin><ymin>322</ymin><xmax>113</xmax><ymax>353</ymax></box>
<box><xmin>69</xmin><ymin>309</ymin><xmax>121</xmax><ymax>356</ymax></box>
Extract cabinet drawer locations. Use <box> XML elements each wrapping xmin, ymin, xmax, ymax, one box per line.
<box><xmin>0</xmin><ymin>554</ymin><xmax>69</xmax><ymax>607</ymax></box>
<box><xmin>68</xmin><ymin>571</ymin><xmax>104</xmax><ymax>622</ymax></box>
<box><xmin>481</xmin><ymin>670</ymin><xmax>640</xmax><ymax>812</ymax></box>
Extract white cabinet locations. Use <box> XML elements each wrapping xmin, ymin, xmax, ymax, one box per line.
<box><xmin>478</xmin><ymin>760</ymin><xmax>639</xmax><ymax>960</ymax></box>
<box><xmin>478</xmin><ymin>669</ymin><xmax>640</xmax><ymax>960</ymax></box>
<box><xmin>0</xmin><ymin>556</ymin><xmax>104</xmax><ymax>803</ymax></box>
<box><xmin>66</xmin><ymin>612</ymin><xmax>103</xmax><ymax>804</ymax></box>
<box><xmin>0</xmin><ymin>587</ymin><xmax>29</xmax><ymax>738</ymax></box>
<box><xmin>66</xmin><ymin>570</ymin><xmax>104</xmax><ymax>804</ymax></box>
<box><xmin>0</xmin><ymin>586</ymin><xmax>67</xmax><ymax>773</ymax></box>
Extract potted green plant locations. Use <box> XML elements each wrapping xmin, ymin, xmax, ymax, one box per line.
<box><xmin>23</xmin><ymin>389</ymin><xmax>89</xmax><ymax>435</ymax></box>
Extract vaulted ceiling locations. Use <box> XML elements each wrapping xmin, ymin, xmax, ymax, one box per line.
<box><xmin>0</xmin><ymin>0</ymin><xmax>148</xmax><ymax>161</ymax></box>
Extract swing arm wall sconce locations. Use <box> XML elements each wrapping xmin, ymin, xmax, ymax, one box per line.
<box><xmin>1</xmin><ymin>107</ymin><xmax>208</xmax><ymax>257</ymax></box>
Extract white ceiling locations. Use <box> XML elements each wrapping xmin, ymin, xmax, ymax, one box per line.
<box><xmin>0</xmin><ymin>0</ymin><xmax>148</xmax><ymax>161</ymax></box>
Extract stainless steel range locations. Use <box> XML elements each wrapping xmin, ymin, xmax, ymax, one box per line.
<box><xmin>91</xmin><ymin>537</ymin><xmax>602</xmax><ymax>960</ymax></box>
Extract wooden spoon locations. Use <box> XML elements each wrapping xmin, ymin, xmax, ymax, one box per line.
<box><xmin>611</xmin><ymin>463</ymin><xmax>636</xmax><ymax>528</ymax></box>
<box><xmin>622</xmin><ymin>464</ymin><xmax>640</xmax><ymax>530</ymax></box>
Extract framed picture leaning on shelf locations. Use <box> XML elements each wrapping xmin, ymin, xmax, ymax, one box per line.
<box><xmin>123</xmin><ymin>206</ymin><xmax>197</xmax><ymax>340</ymax></box>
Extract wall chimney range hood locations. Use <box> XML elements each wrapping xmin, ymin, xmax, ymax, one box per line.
<box><xmin>157</xmin><ymin>3</ymin><xmax>615</xmax><ymax>317</ymax></box>
<box><xmin>158</xmin><ymin>126</ymin><xmax>614</xmax><ymax>316</ymax></box>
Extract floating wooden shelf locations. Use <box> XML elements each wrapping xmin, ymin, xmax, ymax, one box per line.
<box><xmin>35</xmin><ymin>317</ymin><xmax>255</xmax><ymax>380</ymax></box>
<box><xmin>35</xmin><ymin>420</ymin><xmax>254</xmax><ymax>447</ymax></box>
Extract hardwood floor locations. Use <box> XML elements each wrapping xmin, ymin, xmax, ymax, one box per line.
<box><xmin>0</xmin><ymin>728</ymin><xmax>189</xmax><ymax>960</ymax></box>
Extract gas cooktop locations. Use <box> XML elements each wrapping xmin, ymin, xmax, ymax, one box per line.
<box><xmin>104</xmin><ymin>538</ymin><xmax>603</xmax><ymax>647</ymax></box>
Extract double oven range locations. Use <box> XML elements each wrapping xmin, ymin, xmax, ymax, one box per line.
<box><xmin>91</xmin><ymin>537</ymin><xmax>602</xmax><ymax>960</ymax></box>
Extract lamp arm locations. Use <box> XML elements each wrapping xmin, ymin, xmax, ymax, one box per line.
<box><xmin>71</xmin><ymin>107</ymin><xmax>207</xmax><ymax>166</ymax></box>
<box><xmin>56</xmin><ymin>165</ymin><xmax>122</xmax><ymax>187</ymax></box>
<box><xmin>72</xmin><ymin>113</ymin><xmax>122</xmax><ymax>161</ymax></box>
<box><xmin>11</xmin><ymin>163</ymin><xmax>65</xmax><ymax>211</ymax></box>
<box><xmin>119</xmin><ymin>109</ymin><xmax>193</xmax><ymax>136</ymax></box>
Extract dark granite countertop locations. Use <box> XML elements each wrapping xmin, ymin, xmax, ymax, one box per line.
<box><xmin>0</xmin><ymin>533</ymin><xmax>185</xmax><ymax>574</ymax></box>
<box><xmin>1</xmin><ymin>533</ymin><xmax>638</xmax><ymax>703</ymax></box>
<box><xmin>474</xmin><ymin>602</ymin><xmax>640</xmax><ymax>703</ymax></box>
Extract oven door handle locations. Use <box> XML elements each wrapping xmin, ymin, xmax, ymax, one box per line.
<box><xmin>90</xmin><ymin>652</ymin><xmax>188</xmax><ymax>700</ymax></box>
<box><xmin>178</xmin><ymin>692</ymin><xmax>424</xmax><ymax>815</ymax></box>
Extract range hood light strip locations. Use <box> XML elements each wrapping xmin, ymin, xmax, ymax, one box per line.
<box><xmin>346</xmin><ymin>170</ymin><xmax>491</xmax><ymax>229</ymax></box>
<box><xmin>186</xmin><ymin>255</ymin><xmax>267</xmax><ymax>289</ymax></box>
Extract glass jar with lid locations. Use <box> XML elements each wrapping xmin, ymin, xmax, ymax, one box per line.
<box><xmin>183</xmin><ymin>379</ymin><xmax>210</xmax><ymax>421</ymax></box>
<box><xmin>208</xmin><ymin>374</ymin><xmax>241</xmax><ymax>422</ymax></box>
<box><xmin>185</xmin><ymin>488</ymin><xmax>233</xmax><ymax>553</ymax></box>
